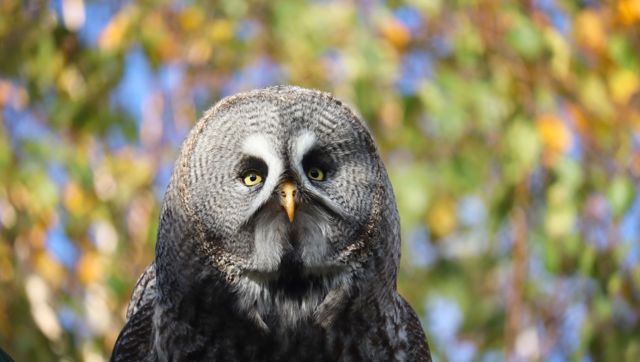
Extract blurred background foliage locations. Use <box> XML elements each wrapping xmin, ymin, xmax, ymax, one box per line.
<box><xmin>1</xmin><ymin>0</ymin><xmax>639</xmax><ymax>361</ymax></box>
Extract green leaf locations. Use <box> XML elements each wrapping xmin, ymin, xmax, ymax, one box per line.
<box><xmin>506</xmin><ymin>13</ymin><xmax>545</xmax><ymax>60</ymax></box>
<box><xmin>607</xmin><ymin>175</ymin><xmax>634</xmax><ymax>217</ymax></box>
<box><xmin>503</xmin><ymin>118</ymin><xmax>541</xmax><ymax>183</ymax></box>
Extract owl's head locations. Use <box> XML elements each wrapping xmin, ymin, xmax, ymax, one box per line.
<box><xmin>157</xmin><ymin>86</ymin><xmax>400</xmax><ymax>329</ymax></box>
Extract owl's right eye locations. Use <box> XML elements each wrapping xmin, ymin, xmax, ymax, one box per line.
<box><xmin>242</xmin><ymin>170</ymin><xmax>263</xmax><ymax>186</ymax></box>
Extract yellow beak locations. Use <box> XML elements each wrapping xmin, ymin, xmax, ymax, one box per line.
<box><xmin>279</xmin><ymin>181</ymin><xmax>297</xmax><ymax>223</ymax></box>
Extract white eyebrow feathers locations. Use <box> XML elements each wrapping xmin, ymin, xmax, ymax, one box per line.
<box><xmin>242</xmin><ymin>134</ymin><xmax>283</xmax><ymax>212</ymax></box>
<box><xmin>240</xmin><ymin>131</ymin><xmax>317</xmax><ymax>206</ymax></box>
<box><xmin>292</xmin><ymin>131</ymin><xmax>316</xmax><ymax>169</ymax></box>
<box><xmin>241</xmin><ymin>131</ymin><xmax>317</xmax><ymax>182</ymax></box>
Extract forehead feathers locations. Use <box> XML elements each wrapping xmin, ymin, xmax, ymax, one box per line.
<box><xmin>201</xmin><ymin>86</ymin><xmax>376</xmax><ymax>154</ymax></box>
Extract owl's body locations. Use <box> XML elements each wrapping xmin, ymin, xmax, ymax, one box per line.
<box><xmin>111</xmin><ymin>86</ymin><xmax>430</xmax><ymax>361</ymax></box>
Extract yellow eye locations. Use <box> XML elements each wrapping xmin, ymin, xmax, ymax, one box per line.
<box><xmin>242</xmin><ymin>171</ymin><xmax>263</xmax><ymax>186</ymax></box>
<box><xmin>306</xmin><ymin>167</ymin><xmax>325</xmax><ymax>181</ymax></box>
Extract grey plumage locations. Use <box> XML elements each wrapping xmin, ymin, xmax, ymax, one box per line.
<box><xmin>111</xmin><ymin>86</ymin><xmax>430</xmax><ymax>361</ymax></box>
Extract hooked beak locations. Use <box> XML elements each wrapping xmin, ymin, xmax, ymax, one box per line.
<box><xmin>279</xmin><ymin>181</ymin><xmax>297</xmax><ymax>223</ymax></box>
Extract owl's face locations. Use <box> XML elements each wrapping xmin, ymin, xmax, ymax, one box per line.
<box><xmin>178</xmin><ymin>88</ymin><xmax>385</xmax><ymax>327</ymax></box>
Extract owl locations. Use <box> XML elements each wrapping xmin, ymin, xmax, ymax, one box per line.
<box><xmin>111</xmin><ymin>86</ymin><xmax>431</xmax><ymax>361</ymax></box>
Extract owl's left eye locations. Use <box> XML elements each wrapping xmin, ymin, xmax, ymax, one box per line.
<box><xmin>306</xmin><ymin>166</ymin><xmax>326</xmax><ymax>181</ymax></box>
<box><xmin>242</xmin><ymin>170</ymin><xmax>264</xmax><ymax>186</ymax></box>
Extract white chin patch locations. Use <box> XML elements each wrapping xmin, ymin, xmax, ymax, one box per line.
<box><xmin>249</xmin><ymin>202</ymin><xmax>331</xmax><ymax>273</ymax></box>
<box><xmin>249</xmin><ymin>207</ymin><xmax>287</xmax><ymax>272</ymax></box>
<box><xmin>295</xmin><ymin>203</ymin><xmax>331</xmax><ymax>267</ymax></box>
<box><xmin>238</xmin><ymin>202</ymin><xmax>335</xmax><ymax>330</ymax></box>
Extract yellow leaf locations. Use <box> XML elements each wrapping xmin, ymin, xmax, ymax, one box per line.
<box><xmin>544</xmin><ymin>28</ymin><xmax>571</xmax><ymax>79</ymax></box>
<box><xmin>35</xmin><ymin>252</ymin><xmax>65</xmax><ymax>287</ymax></box>
<box><xmin>179</xmin><ymin>6</ymin><xmax>205</xmax><ymax>31</ymax></box>
<box><xmin>8</xmin><ymin>184</ymin><xmax>28</xmax><ymax>216</ymax></box>
<box><xmin>426</xmin><ymin>197</ymin><xmax>457</xmax><ymax>238</ymax></box>
<box><xmin>618</xmin><ymin>0</ymin><xmax>640</xmax><ymax>25</ymax></box>
<box><xmin>99</xmin><ymin>5</ymin><xmax>135</xmax><ymax>51</ymax></box>
<box><xmin>567</xmin><ymin>104</ymin><xmax>589</xmax><ymax>137</ymax></box>
<box><xmin>380</xmin><ymin>18</ymin><xmax>410</xmax><ymax>49</ymax></box>
<box><xmin>575</xmin><ymin>10</ymin><xmax>605</xmax><ymax>51</ymax></box>
<box><xmin>609</xmin><ymin>69</ymin><xmax>639</xmax><ymax>104</ymax></box>
<box><xmin>28</xmin><ymin>225</ymin><xmax>47</xmax><ymax>249</ymax></box>
<box><xmin>64</xmin><ymin>182</ymin><xmax>89</xmax><ymax>215</ymax></box>
<box><xmin>536</xmin><ymin>114</ymin><xmax>573</xmax><ymax>158</ymax></box>
<box><xmin>77</xmin><ymin>252</ymin><xmax>102</xmax><ymax>285</ymax></box>
<box><xmin>0</xmin><ymin>242</ymin><xmax>14</xmax><ymax>283</ymax></box>
<box><xmin>208</xmin><ymin>19</ymin><xmax>234</xmax><ymax>43</ymax></box>
<box><xmin>142</xmin><ymin>13</ymin><xmax>179</xmax><ymax>61</ymax></box>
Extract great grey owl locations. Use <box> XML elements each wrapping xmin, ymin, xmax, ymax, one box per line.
<box><xmin>111</xmin><ymin>86</ymin><xmax>431</xmax><ymax>361</ymax></box>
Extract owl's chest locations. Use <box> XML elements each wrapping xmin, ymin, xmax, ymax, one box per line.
<box><xmin>155</xmin><ymin>313</ymin><xmax>396</xmax><ymax>362</ymax></box>
<box><xmin>153</xmin><ymin>285</ymin><xmax>402</xmax><ymax>361</ymax></box>
<box><xmin>198</xmin><ymin>327</ymin><xmax>392</xmax><ymax>362</ymax></box>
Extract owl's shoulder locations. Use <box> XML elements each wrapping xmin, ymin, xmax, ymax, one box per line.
<box><xmin>127</xmin><ymin>263</ymin><xmax>157</xmax><ymax>319</ymax></box>
<box><xmin>110</xmin><ymin>297</ymin><xmax>155</xmax><ymax>361</ymax></box>
<box><xmin>111</xmin><ymin>264</ymin><xmax>157</xmax><ymax>362</ymax></box>
<box><xmin>396</xmin><ymin>294</ymin><xmax>431</xmax><ymax>361</ymax></box>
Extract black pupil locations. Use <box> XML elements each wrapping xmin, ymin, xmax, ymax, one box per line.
<box><xmin>249</xmin><ymin>174</ymin><xmax>257</xmax><ymax>181</ymax></box>
<box><xmin>310</xmin><ymin>169</ymin><xmax>319</xmax><ymax>178</ymax></box>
